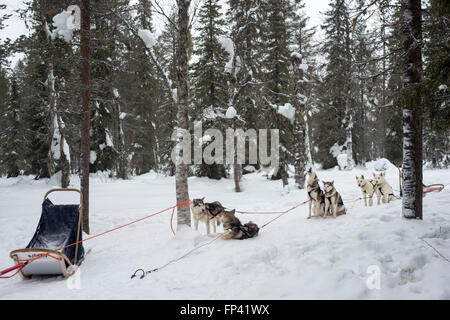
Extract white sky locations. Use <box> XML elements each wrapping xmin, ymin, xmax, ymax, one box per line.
<box><xmin>0</xmin><ymin>0</ymin><xmax>331</xmax><ymax>66</ymax></box>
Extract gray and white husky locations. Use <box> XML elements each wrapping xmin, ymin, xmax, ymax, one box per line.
<box><xmin>306</xmin><ymin>168</ymin><xmax>326</xmax><ymax>218</ymax></box>
<box><xmin>209</xmin><ymin>209</ymin><xmax>259</xmax><ymax>240</ymax></box>
<box><xmin>373</xmin><ymin>172</ymin><xmax>399</xmax><ymax>203</ymax></box>
<box><xmin>322</xmin><ymin>180</ymin><xmax>346</xmax><ymax>218</ymax></box>
<box><xmin>190</xmin><ymin>198</ymin><xmax>222</xmax><ymax>235</ymax></box>
<box><xmin>356</xmin><ymin>175</ymin><xmax>381</xmax><ymax>207</ymax></box>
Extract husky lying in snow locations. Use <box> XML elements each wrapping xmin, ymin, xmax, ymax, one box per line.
<box><xmin>306</xmin><ymin>168</ymin><xmax>327</xmax><ymax>218</ymax></box>
<box><xmin>356</xmin><ymin>175</ymin><xmax>381</xmax><ymax>207</ymax></box>
<box><xmin>322</xmin><ymin>181</ymin><xmax>346</xmax><ymax>218</ymax></box>
<box><xmin>208</xmin><ymin>209</ymin><xmax>259</xmax><ymax>240</ymax></box>
<box><xmin>190</xmin><ymin>198</ymin><xmax>222</xmax><ymax>235</ymax></box>
<box><xmin>373</xmin><ymin>172</ymin><xmax>399</xmax><ymax>203</ymax></box>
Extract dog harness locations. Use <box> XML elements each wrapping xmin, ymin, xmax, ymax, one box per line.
<box><xmin>377</xmin><ymin>185</ymin><xmax>394</xmax><ymax>197</ymax></box>
<box><xmin>325</xmin><ymin>190</ymin><xmax>344</xmax><ymax>206</ymax></box>
<box><xmin>307</xmin><ymin>181</ymin><xmax>324</xmax><ymax>201</ymax></box>
<box><xmin>362</xmin><ymin>180</ymin><xmax>378</xmax><ymax>198</ymax></box>
<box><xmin>204</xmin><ymin>202</ymin><xmax>224</xmax><ymax>220</ymax></box>
<box><xmin>226</xmin><ymin>221</ymin><xmax>260</xmax><ymax>240</ymax></box>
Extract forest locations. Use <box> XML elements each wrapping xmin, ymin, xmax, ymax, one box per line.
<box><xmin>0</xmin><ymin>0</ymin><xmax>449</xmax><ymax>225</ymax></box>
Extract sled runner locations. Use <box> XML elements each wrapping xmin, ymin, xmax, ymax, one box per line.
<box><xmin>9</xmin><ymin>188</ymin><xmax>85</xmax><ymax>279</ymax></box>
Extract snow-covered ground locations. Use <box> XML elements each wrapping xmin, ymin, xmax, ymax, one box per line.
<box><xmin>1</xmin><ymin>163</ymin><xmax>450</xmax><ymax>299</ymax></box>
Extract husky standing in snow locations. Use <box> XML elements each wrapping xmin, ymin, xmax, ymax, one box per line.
<box><xmin>373</xmin><ymin>172</ymin><xmax>399</xmax><ymax>203</ymax></box>
<box><xmin>190</xmin><ymin>198</ymin><xmax>222</xmax><ymax>235</ymax></box>
<box><xmin>306</xmin><ymin>168</ymin><xmax>326</xmax><ymax>218</ymax></box>
<box><xmin>322</xmin><ymin>181</ymin><xmax>346</xmax><ymax>218</ymax></box>
<box><xmin>355</xmin><ymin>175</ymin><xmax>381</xmax><ymax>207</ymax></box>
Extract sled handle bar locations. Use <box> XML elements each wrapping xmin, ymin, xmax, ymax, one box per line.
<box><xmin>44</xmin><ymin>188</ymin><xmax>83</xmax><ymax>205</ymax></box>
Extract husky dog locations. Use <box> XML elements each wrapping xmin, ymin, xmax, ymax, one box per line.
<box><xmin>306</xmin><ymin>168</ymin><xmax>326</xmax><ymax>218</ymax></box>
<box><xmin>190</xmin><ymin>198</ymin><xmax>222</xmax><ymax>235</ymax></box>
<box><xmin>356</xmin><ymin>175</ymin><xmax>381</xmax><ymax>207</ymax></box>
<box><xmin>322</xmin><ymin>181</ymin><xmax>346</xmax><ymax>218</ymax></box>
<box><xmin>373</xmin><ymin>172</ymin><xmax>399</xmax><ymax>203</ymax></box>
<box><xmin>213</xmin><ymin>209</ymin><xmax>259</xmax><ymax>240</ymax></box>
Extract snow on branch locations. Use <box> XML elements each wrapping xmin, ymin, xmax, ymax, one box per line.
<box><xmin>51</xmin><ymin>5</ymin><xmax>80</xmax><ymax>43</ymax></box>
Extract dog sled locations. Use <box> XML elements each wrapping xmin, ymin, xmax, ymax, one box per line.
<box><xmin>8</xmin><ymin>188</ymin><xmax>85</xmax><ymax>279</ymax></box>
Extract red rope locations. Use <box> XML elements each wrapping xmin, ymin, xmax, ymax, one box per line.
<box><xmin>2</xmin><ymin>200</ymin><xmax>192</xmax><ymax>279</ymax></box>
<box><xmin>0</xmin><ymin>263</ymin><xmax>27</xmax><ymax>279</ymax></box>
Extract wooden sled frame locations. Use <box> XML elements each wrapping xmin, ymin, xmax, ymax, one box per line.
<box><xmin>9</xmin><ymin>188</ymin><xmax>84</xmax><ymax>279</ymax></box>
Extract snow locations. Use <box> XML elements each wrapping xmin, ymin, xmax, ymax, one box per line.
<box><xmin>225</xmin><ymin>106</ymin><xmax>237</xmax><ymax>119</ymax></box>
<box><xmin>275</xmin><ymin>103</ymin><xmax>296</xmax><ymax>124</ymax></box>
<box><xmin>105</xmin><ymin>130</ymin><xmax>114</xmax><ymax>148</ymax></box>
<box><xmin>50</xmin><ymin>117</ymin><xmax>70</xmax><ymax>163</ymax></box>
<box><xmin>438</xmin><ymin>84</ymin><xmax>447</xmax><ymax>91</ymax></box>
<box><xmin>365</xmin><ymin>158</ymin><xmax>398</xmax><ymax>172</ymax></box>
<box><xmin>299</xmin><ymin>63</ymin><xmax>308</xmax><ymax>72</ymax></box>
<box><xmin>291</xmin><ymin>52</ymin><xmax>302</xmax><ymax>60</ymax></box>
<box><xmin>1</xmin><ymin>167</ymin><xmax>450</xmax><ymax>299</ymax></box>
<box><xmin>51</xmin><ymin>5</ymin><xmax>81</xmax><ymax>43</ymax></box>
<box><xmin>218</xmin><ymin>36</ymin><xmax>237</xmax><ymax>74</ymax></box>
<box><xmin>336</xmin><ymin>153</ymin><xmax>348</xmax><ymax>170</ymax></box>
<box><xmin>138</xmin><ymin>29</ymin><xmax>157</xmax><ymax>50</ymax></box>
<box><xmin>90</xmin><ymin>151</ymin><xmax>97</xmax><ymax>164</ymax></box>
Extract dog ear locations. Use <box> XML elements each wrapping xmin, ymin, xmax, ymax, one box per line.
<box><xmin>331</xmin><ymin>180</ymin><xmax>334</xmax><ymax>185</ymax></box>
<box><xmin>361</xmin><ymin>174</ymin><xmax>364</xmax><ymax>179</ymax></box>
<box><xmin>381</xmin><ymin>172</ymin><xmax>385</xmax><ymax>176</ymax></box>
<box><xmin>230</xmin><ymin>209</ymin><xmax>236</xmax><ymax>215</ymax></box>
<box><xmin>355</xmin><ymin>176</ymin><xmax>358</xmax><ymax>180</ymax></box>
<box><xmin>201</xmin><ymin>197</ymin><xmax>205</xmax><ymax>201</ymax></box>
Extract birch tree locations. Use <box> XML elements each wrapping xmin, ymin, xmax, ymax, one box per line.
<box><xmin>401</xmin><ymin>0</ymin><xmax>423</xmax><ymax>219</ymax></box>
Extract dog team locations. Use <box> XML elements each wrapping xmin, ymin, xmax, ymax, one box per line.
<box><xmin>191</xmin><ymin>168</ymin><xmax>399</xmax><ymax>239</ymax></box>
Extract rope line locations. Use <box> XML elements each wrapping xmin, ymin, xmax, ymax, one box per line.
<box><xmin>3</xmin><ymin>181</ymin><xmax>450</xmax><ymax>279</ymax></box>
<box><xmin>1</xmin><ymin>200</ymin><xmax>192</xmax><ymax>279</ymax></box>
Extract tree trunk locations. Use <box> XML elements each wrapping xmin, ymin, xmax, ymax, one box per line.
<box><xmin>233</xmin><ymin>119</ymin><xmax>242</xmax><ymax>193</ymax></box>
<box><xmin>380</xmin><ymin>6</ymin><xmax>387</xmax><ymax>158</ymax></box>
<box><xmin>401</xmin><ymin>0</ymin><xmax>423</xmax><ymax>219</ymax></box>
<box><xmin>80</xmin><ymin>0</ymin><xmax>91</xmax><ymax>233</ymax></box>
<box><xmin>175</xmin><ymin>0</ymin><xmax>191</xmax><ymax>228</ymax></box>
<box><xmin>291</xmin><ymin>53</ymin><xmax>307</xmax><ymax>189</ymax></box>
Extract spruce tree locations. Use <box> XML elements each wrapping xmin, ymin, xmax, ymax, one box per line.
<box><xmin>191</xmin><ymin>0</ymin><xmax>229</xmax><ymax>180</ymax></box>
<box><xmin>314</xmin><ymin>0</ymin><xmax>355</xmax><ymax>170</ymax></box>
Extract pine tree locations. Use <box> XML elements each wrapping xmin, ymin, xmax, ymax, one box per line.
<box><xmin>290</xmin><ymin>0</ymin><xmax>315</xmax><ymax>188</ymax></box>
<box><xmin>1</xmin><ymin>76</ymin><xmax>24</xmax><ymax>177</ymax></box>
<box><xmin>260</xmin><ymin>0</ymin><xmax>297</xmax><ymax>187</ymax></box>
<box><xmin>314</xmin><ymin>0</ymin><xmax>355</xmax><ymax>170</ymax></box>
<box><xmin>191</xmin><ymin>0</ymin><xmax>229</xmax><ymax>180</ymax></box>
<box><xmin>226</xmin><ymin>0</ymin><xmax>265</xmax><ymax>191</ymax></box>
<box><xmin>422</xmin><ymin>0</ymin><xmax>450</xmax><ymax>168</ymax></box>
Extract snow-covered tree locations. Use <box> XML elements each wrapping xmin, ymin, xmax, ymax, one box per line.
<box><xmin>191</xmin><ymin>0</ymin><xmax>229</xmax><ymax>180</ymax></box>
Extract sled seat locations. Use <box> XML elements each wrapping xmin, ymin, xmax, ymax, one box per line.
<box><xmin>9</xmin><ymin>189</ymin><xmax>85</xmax><ymax>279</ymax></box>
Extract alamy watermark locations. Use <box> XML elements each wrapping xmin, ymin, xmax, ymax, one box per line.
<box><xmin>366</xmin><ymin>265</ymin><xmax>381</xmax><ymax>290</ymax></box>
<box><xmin>171</xmin><ymin>121</ymin><xmax>280</xmax><ymax>169</ymax></box>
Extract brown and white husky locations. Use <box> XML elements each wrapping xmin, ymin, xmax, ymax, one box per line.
<box><xmin>306</xmin><ymin>168</ymin><xmax>326</xmax><ymax>218</ymax></box>
<box><xmin>190</xmin><ymin>198</ymin><xmax>222</xmax><ymax>235</ymax></box>
<box><xmin>322</xmin><ymin>180</ymin><xmax>346</xmax><ymax>218</ymax></box>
